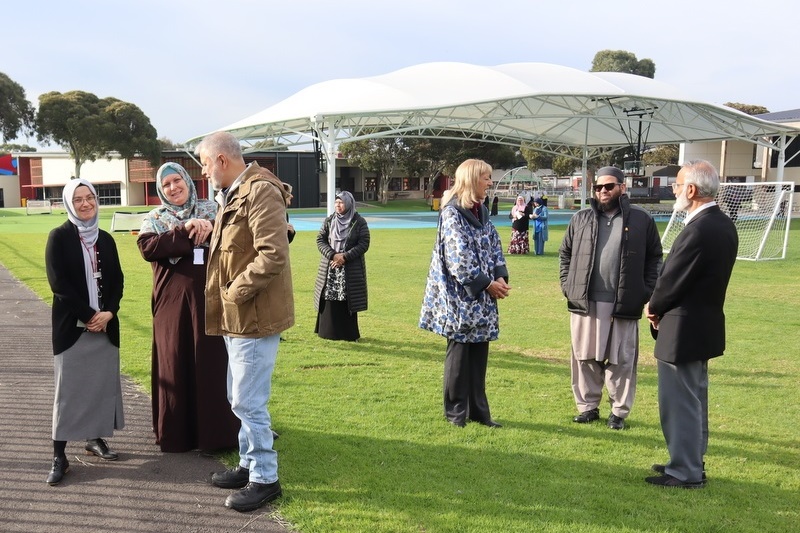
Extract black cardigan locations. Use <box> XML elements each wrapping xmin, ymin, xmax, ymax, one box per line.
<box><xmin>45</xmin><ymin>220</ymin><xmax>124</xmax><ymax>355</ymax></box>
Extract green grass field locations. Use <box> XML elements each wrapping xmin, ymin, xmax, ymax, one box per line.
<box><xmin>1</xmin><ymin>205</ymin><xmax>798</xmax><ymax>533</ymax></box>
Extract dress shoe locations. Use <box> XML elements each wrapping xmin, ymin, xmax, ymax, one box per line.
<box><xmin>573</xmin><ymin>408</ymin><xmax>600</xmax><ymax>423</ymax></box>
<box><xmin>645</xmin><ymin>473</ymin><xmax>704</xmax><ymax>489</ymax></box>
<box><xmin>447</xmin><ymin>418</ymin><xmax>466</xmax><ymax>428</ymax></box>
<box><xmin>651</xmin><ymin>463</ymin><xmax>707</xmax><ymax>482</ymax></box>
<box><xmin>607</xmin><ymin>414</ymin><xmax>625</xmax><ymax>430</ymax></box>
<box><xmin>271</xmin><ymin>429</ymin><xmax>280</xmax><ymax>440</ymax></box>
<box><xmin>85</xmin><ymin>438</ymin><xmax>118</xmax><ymax>461</ymax></box>
<box><xmin>212</xmin><ymin>466</ymin><xmax>250</xmax><ymax>489</ymax></box>
<box><xmin>46</xmin><ymin>456</ymin><xmax>69</xmax><ymax>485</ymax></box>
<box><xmin>224</xmin><ymin>480</ymin><xmax>282</xmax><ymax>512</ymax></box>
<box><xmin>476</xmin><ymin>419</ymin><xmax>503</xmax><ymax>428</ymax></box>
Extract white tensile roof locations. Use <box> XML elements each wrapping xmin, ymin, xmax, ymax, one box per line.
<box><xmin>187</xmin><ymin>61</ymin><xmax>800</xmax><ymax>152</ymax></box>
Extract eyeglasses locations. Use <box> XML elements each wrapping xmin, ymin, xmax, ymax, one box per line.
<box><xmin>72</xmin><ymin>194</ymin><xmax>97</xmax><ymax>206</ymax></box>
<box><xmin>593</xmin><ymin>183</ymin><xmax>620</xmax><ymax>192</ymax></box>
<box><xmin>671</xmin><ymin>182</ymin><xmax>685</xmax><ymax>190</ymax></box>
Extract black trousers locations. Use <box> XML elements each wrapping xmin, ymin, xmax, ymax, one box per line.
<box><xmin>443</xmin><ymin>340</ymin><xmax>491</xmax><ymax>424</ymax></box>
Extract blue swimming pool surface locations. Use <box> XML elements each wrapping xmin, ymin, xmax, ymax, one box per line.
<box><xmin>289</xmin><ymin>210</ymin><xmax>671</xmax><ymax>232</ymax></box>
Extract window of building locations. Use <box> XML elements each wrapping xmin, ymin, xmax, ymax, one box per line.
<box><xmin>95</xmin><ymin>183</ymin><xmax>121</xmax><ymax>206</ymax></box>
<box><xmin>389</xmin><ymin>177</ymin><xmax>419</xmax><ymax>191</ymax></box>
<box><xmin>403</xmin><ymin>177</ymin><xmax>420</xmax><ymax>191</ymax></box>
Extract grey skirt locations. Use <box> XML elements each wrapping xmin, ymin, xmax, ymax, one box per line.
<box><xmin>52</xmin><ymin>331</ymin><xmax>125</xmax><ymax>441</ymax></box>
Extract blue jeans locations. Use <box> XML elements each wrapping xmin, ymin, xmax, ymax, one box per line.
<box><xmin>224</xmin><ymin>334</ymin><xmax>280</xmax><ymax>484</ymax></box>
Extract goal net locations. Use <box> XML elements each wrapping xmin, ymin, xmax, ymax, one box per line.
<box><xmin>110</xmin><ymin>211</ymin><xmax>148</xmax><ymax>233</ymax></box>
<box><xmin>661</xmin><ymin>181</ymin><xmax>794</xmax><ymax>261</ymax></box>
<box><xmin>25</xmin><ymin>200</ymin><xmax>52</xmax><ymax>215</ymax></box>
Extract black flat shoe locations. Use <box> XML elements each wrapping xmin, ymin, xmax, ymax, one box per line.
<box><xmin>645</xmin><ymin>473</ymin><xmax>704</xmax><ymax>489</ymax></box>
<box><xmin>46</xmin><ymin>456</ymin><xmax>69</xmax><ymax>485</ymax></box>
<box><xmin>476</xmin><ymin>419</ymin><xmax>503</xmax><ymax>428</ymax></box>
<box><xmin>447</xmin><ymin>418</ymin><xmax>466</xmax><ymax>428</ymax></box>
<box><xmin>651</xmin><ymin>463</ymin><xmax>707</xmax><ymax>482</ymax></box>
<box><xmin>85</xmin><ymin>438</ymin><xmax>118</xmax><ymax>461</ymax></box>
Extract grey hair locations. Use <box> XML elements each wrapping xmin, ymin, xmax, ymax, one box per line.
<box><xmin>194</xmin><ymin>131</ymin><xmax>243</xmax><ymax>161</ymax></box>
<box><xmin>681</xmin><ymin>159</ymin><xmax>719</xmax><ymax>198</ymax></box>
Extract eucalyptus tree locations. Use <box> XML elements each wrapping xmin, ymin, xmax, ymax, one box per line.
<box><xmin>36</xmin><ymin>90</ymin><xmax>160</xmax><ymax>178</ymax></box>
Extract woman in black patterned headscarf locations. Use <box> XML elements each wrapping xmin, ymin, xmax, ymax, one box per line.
<box><xmin>313</xmin><ymin>191</ymin><xmax>370</xmax><ymax>341</ymax></box>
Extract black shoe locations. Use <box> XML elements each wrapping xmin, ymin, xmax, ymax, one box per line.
<box><xmin>212</xmin><ymin>466</ymin><xmax>250</xmax><ymax>489</ymax></box>
<box><xmin>85</xmin><ymin>438</ymin><xmax>118</xmax><ymax>461</ymax></box>
<box><xmin>573</xmin><ymin>408</ymin><xmax>600</xmax><ymax>423</ymax></box>
<box><xmin>651</xmin><ymin>464</ymin><xmax>707</xmax><ymax>481</ymax></box>
<box><xmin>447</xmin><ymin>418</ymin><xmax>466</xmax><ymax>428</ymax></box>
<box><xmin>607</xmin><ymin>414</ymin><xmax>625</xmax><ymax>430</ymax></box>
<box><xmin>224</xmin><ymin>481</ymin><xmax>282</xmax><ymax>512</ymax></box>
<box><xmin>272</xmin><ymin>430</ymin><xmax>280</xmax><ymax>441</ymax></box>
<box><xmin>476</xmin><ymin>419</ymin><xmax>503</xmax><ymax>428</ymax></box>
<box><xmin>645</xmin><ymin>473</ymin><xmax>704</xmax><ymax>489</ymax></box>
<box><xmin>46</xmin><ymin>456</ymin><xmax>69</xmax><ymax>485</ymax></box>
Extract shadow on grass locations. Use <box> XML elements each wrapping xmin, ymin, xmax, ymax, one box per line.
<box><xmin>276</xmin><ymin>426</ymin><xmax>800</xmax><ymax>533</ymax></box>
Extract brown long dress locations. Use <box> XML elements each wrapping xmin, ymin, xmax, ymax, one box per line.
<box><xmin>138</xmin><ymin>228</ymin><xmax>240</xmax><ymax>453</ymax></box>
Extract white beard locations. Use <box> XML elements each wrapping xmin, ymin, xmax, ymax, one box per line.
<box><xmin>673</xmin><ymin>187</ymin><xmax>691</xmax><ymax>212</ymax></box>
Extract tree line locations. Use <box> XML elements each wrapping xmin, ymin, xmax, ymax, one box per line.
<box><xmin>0</xmin><ymin>73</ymin><xmax>160</xmax><ymax>178</ymax></box>
<box><xmin>1</xmin><ymin>50</ymin><xmax>768</xmax><ymax>190</ymax></box>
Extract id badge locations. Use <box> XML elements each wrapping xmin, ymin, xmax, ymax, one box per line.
<box><xmin>193</xmin><ymin>248</ymin><xmax>204</xmax><ymax>265</ymax></box>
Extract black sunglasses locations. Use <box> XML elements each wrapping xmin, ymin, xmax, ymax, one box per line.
<box><xmin>593</xmin><ymin>183</ymin><xmax>621</xmax><ymax>192</ymax></box>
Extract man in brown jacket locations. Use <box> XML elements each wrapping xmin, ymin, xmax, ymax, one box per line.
<box><xmin>196</xmin><ymin>131</ymin><xmax>294</xmax><ymax>512</ymax></box>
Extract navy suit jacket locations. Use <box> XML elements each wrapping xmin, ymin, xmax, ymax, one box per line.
<box><xmin>648</xmin><ymin>205</ymin><xmax>737</xmax><ymax>364</ymax></box>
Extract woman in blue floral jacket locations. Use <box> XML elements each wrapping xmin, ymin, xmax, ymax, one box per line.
<box><xmin>419</xmin><ymin>159</ymin><xmax>511</xmax><ymax>428</ymax></box>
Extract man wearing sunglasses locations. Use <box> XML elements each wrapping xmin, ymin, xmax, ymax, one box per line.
<box><xmin>559</xmin><ymin>166</ymin><xmax>663</xmax><ymax>430</ymax></box>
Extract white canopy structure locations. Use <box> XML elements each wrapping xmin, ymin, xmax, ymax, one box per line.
<box><xmin>186</xmin><ymin>62</ymin><xmax>800</xmax><ymax>212</ymax></box>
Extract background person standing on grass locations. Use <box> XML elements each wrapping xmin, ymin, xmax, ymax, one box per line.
<box><xmin>507</xmin><ymin>194</ymin><xmax>531</xmax><ymax>254</ymax></box>
<box><xmin>645</xmin><ymin>160</ymin><xmax>738</xmax><ymax>489</ymax></box>
<box><xmin>530</xmin><ymin>196</ymin><xmax>549</xmax><ymax>255</ymax></box>
<box><xmin>420</xmin><ymin>159</ymin><xmax>510</xmax><ymax>428</ymax></box>
<box><xmin>313</xmin><ymin>190</ymin><xmax>370</xmax><ymax>341</ymax></box>
<box><xmin>137</xmin><ymin>162</ymin><xmax>240</xmax><ymax>453</ymax></box>
<box><xmin>44</xmin><ymin>179</ymin><xmax>125</xmax><ymax>485</ymax></box>
<box><xmin>197</xmin><ymin>131</ymin><xmax>294</xmax><ymax>512</ymax></box>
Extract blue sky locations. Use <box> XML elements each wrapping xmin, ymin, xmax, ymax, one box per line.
<box><xmin>6</xmin><ymin>0</ymin><xmax>798</xmax><ymax>149</ymax></box>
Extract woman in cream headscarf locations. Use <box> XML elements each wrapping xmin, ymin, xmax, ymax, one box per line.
<box><xmin>137</xmin><ymin>163</ymin><xmax>239</xmax><ymax>453</ymax></box>
<box><xmin>44</xmin><ymin>179</ymin><xmax>125</xmax><ymax>485</ymax></box>
<box><xmin>313</xmin><ymin>191</ymin><xmax>370</xmax><ymax>341</ymax></box>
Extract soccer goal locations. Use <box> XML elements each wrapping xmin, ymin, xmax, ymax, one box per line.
<box><xmin>25</xmin><ymin>200</ymin><xmax>52</xmax><ymax>215</ymax></box>
<box><xmin>661</xmin><ymin>181</ymin><xmax>794</xmax><ymax>261</ymax></box>
<box><xmin>110</xmin><ymin>211</ymin><xmax>148</xmax><ymax>233</ymax></box>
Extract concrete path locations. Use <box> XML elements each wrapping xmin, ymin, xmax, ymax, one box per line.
<box><xmin>0</xmin><ymin>265</ymin><xmax>289</xmax><ymax>532</ymax></box>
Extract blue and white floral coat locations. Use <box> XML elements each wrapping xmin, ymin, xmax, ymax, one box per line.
<box><xmin>419</xmin><ymin>199</ymin><xmax>509</xmax><ymax>343</ymax></box>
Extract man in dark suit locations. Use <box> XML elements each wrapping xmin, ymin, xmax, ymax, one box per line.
<box><xmin>645</xmin><ymin>160</ymin><xmax>738</xmax><ymax>488</ymax></box>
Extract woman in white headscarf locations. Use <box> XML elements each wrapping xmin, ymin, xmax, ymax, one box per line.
<box><xmin>313</xmin><ymin>191</ymin><xmax>370</xmax><ymax>341</ymax></box>
<box><xmin>507</xmin><ymin>195</ymin><xmax>531</xmax><ymax>254</ymax></box>
<box><xmin>137</xmin><ymin>163</ymin><xmax>239</xmax><ymax>453</ymax></box>
<box><xmin>44</xmin><ymin>179</ymin><xmax>125</xmax><ymax>485</ymax></box>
